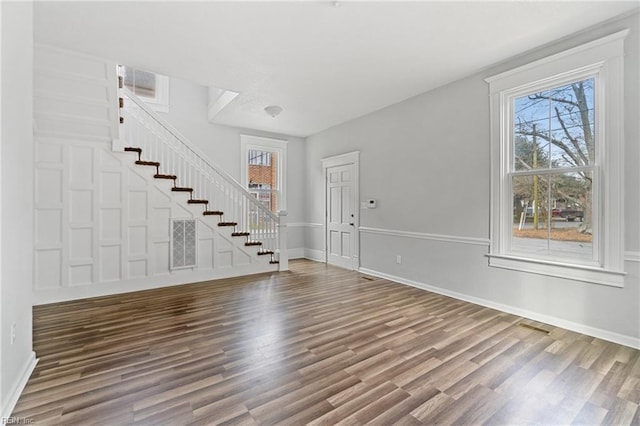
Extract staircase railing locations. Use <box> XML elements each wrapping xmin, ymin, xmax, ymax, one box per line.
<box><xmin>119</xmin><ymin>88</ymin><xmax>285</xmax><ymax>266</ymax></box>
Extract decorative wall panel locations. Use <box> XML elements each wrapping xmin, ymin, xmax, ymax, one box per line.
<box><xmin>33</xmin><ymin>45</ymin><xmax>277</xmax><ymax>303</ymax></box>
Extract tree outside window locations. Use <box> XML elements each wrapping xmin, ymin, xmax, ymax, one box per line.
<box><xmin>511</xmin><ymin>78</ymin><xmax>595</xmax><ymax>261</ymax></box>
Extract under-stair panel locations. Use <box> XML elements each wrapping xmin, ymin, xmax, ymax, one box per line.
<box><xmin>33</xmin><ymin>44</ymin><xmax>277</xmax><ymax>305</ymax></box>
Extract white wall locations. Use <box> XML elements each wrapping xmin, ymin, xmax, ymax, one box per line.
<box><xmin>305</xmin><ymin>12</ymin><xmax>640</xmax><ymax>348</ymax></box>
<box><xmin>1</xmin><ymin>2</ymin><xmax>37</xmax><ymax>418</ymax></box>
<box><xmin>32</xmin><ymin>46</ymin><xmax>282</xmax><ymax>304</ymax></box>
<box><xmin>158</xmin><ymin>77</ymin><xmax>307</xmax><ymax>257</ymax></box>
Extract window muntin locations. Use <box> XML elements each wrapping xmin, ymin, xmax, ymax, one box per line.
<box><xmin>486</xmin><ymin>30</ymin><xmax>627</xmax><ymax>286</ymax></box>
<box><xmin>511</xmin><ymin>171</ymin><xmax>593</xmax><ymax>262</ymax></box>
<box><xmin>508</xmin><ymin>77</ymin><xmax>597</xmax><ymax>265</ymax></box>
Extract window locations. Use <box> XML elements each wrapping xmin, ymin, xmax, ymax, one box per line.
<box><xmin>486</xmin><ymin>30</ymin><xmax>627</xmax><ymax>286</ymax></box>
<box><xmin>240</xmin><ymin>135</ymin><xmax>287</xmax><ymax>213</ymax></box>
<box><xmin>248</xmin><ymin>149</ymin><xmax>272</xmax><ymax>166</ymax></box>
<box><xmin>119</xmin><ymin>65</ymin><xmax>169</xmax><ymax>112</ymax></box>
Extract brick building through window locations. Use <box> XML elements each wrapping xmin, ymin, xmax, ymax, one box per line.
<box><xmin>248</xmin><ymin>149</ymin><xmax>278</xmax><ymax>212</ymax></box>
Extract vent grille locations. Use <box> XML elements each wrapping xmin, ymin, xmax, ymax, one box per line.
<box><xmin>171</xmin><ymin>219</ymin><xmax>197</xmax><ymax>269</ymax></box>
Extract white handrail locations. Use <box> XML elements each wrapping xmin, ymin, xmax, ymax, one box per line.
<box><xmin>120</xmin><ymin>88</ymin><xmax>282</xmax><ymax>261</ymax></box>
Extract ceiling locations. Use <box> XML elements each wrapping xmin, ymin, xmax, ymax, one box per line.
<box><xmin>33</xmin><ymin>1</ymin><xmax>639</xmax><ymax>138</ymax></box>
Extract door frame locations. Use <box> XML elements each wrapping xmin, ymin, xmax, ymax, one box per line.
<box><xmin>321</xmin><ymin>151</ymin><xmax>360</xmax><ymax>270</ymax></box>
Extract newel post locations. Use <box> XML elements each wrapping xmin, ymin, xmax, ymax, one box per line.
<box><xmin>277</xmin><ymin>210</ymin><xmax>289</xmax><ymax>271</ymax></box>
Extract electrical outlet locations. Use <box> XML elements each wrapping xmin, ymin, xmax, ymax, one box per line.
<box><xmin>396</xmin><ymin>255</ymin><xmax>402</xmax><ymax>265</ymax></box>
<box><xmin>11</xmin><ymin>323</ymin><xmax>16</xmax><ymax>344</ymax></box>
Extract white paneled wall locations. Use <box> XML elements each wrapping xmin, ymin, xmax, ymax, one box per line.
<box><xmin>33</xmin><ymin>45</ymin><xmax>276</xmax><ymax>304</ymax></box>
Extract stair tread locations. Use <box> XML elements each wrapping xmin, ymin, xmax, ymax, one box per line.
<box><xmin>124</xmin><ymin>147</ymin><xmax>282</xmax><ymax>267</ymax></box>
<box><xmin>232</xmin><ymin>232</ymin><xmax>250</xmax><ymax>237</ymax></box>
<box><xmin>135</xmin><ymin>160</ymin><xmax>160</xmax><ymax>166</ymax></box>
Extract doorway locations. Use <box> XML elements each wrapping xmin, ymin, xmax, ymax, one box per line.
<box><xmin>322</xmin><ymin>152</ymin><xmax>359</xmax><ymax>270</ymax></box>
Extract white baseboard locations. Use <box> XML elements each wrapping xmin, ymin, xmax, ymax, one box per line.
<box><xmin>304</xmin><ymin>248</ymin><xmax>325</xmax><ymax>262</ymax></box>
<box><xmin>1</xmin><ymin>352</ymin><xmax>38</xmax><ymax>420</ymax></box>
<box><xmin>34</xmin><ymin>263</ymin><xmax>278</xmax><ymax>305</ymax></box>
<box><xmin>359</xmin><ymin>267</ymin><xmax>640</xmax><ymax>350</ymax></box>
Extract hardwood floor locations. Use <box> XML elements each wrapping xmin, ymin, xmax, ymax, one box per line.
<box><xmin>13</xmin><ymin>260</ymin><xmax>640</xmax><ymax>425</ymax></box>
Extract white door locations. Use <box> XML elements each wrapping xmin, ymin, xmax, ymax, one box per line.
<box><xmin>326</xmin><ymin>163</ymin><xmax>357</xmax><ymax>269</ymax></box>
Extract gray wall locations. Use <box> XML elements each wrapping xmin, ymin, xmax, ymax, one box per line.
<box><xmin>305</xmin><ymin>12</ymin><xmax>640</xmax><ymax>345</ymax></box>
<box><xmin>1</xmin><ymin>1</ymin><xmax>35</xmax><ymax>416</ymax></box>
<box><xmin>158</xmin><ymin>76</ymin><xmax>307</xmax><ymax>253</ymax></box>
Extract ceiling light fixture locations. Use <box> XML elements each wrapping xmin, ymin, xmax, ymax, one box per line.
<box><xmin>264</xmin><ymin>105</ymin><xmax>283</xmax><ymax>118</ymax></box>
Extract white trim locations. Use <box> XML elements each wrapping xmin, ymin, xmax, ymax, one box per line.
<box><xmin>288</xmin><ymin>222</ymin><xmax>323</xmax><ymax>229</ymax></box>
<box><xmin>359</xmin><ymin>226</ymin><xmax>490</xmax><ymax>246</ymax></box>
<box><xmin>240</xmin><ymin>134</ymin><xmax>288</xmax><ymax>211</ymax></box>
<box><xmin>625</xmin><ymin>251</ymin><xmax>640</xmax><ymax>263</ymax></box>
<box><xmin>358</xmin><ymin>267</ymin><xmax>639</xmax><ymax>350</ymax></box>
<box><xmin>321</xmin><ymin>151</ymin><xmax>360</xmax><ymax>168</ymax></box>
<box><xmin>322</xmin><ymin>151</ymin><xmax>360</xmax><ymax>270</ymax></box>
<box><xmin>485</xmin><ymin>30</ymin><xmax>629</xmax><ymax>85</ymax></box>
<box><xmin>304</xmin><ymin>248</ymin><xmax>326</xmax><ymax>263</ymax></box>
<box><xmin>487</xmin><ymin>254</ymin><xmax>625</xmax><ymax>288</ymax></box>
<box><xmin>33</xmin><ymin>262</ymin><xmax>278</xmax><ymax>305</ymax></box>
<box><xmin>120</xmin><ymin>66</ymin><xmax>170</xmax><ymax>113</ymax></box>
<box><xmin>1</xmin><ymin>352</ymin><xmax>38</xmax><ymax>420</ymax></box>
<box><xmin>486</xmin><ymin>30</ymin><xmax>627</xmax><ymax>285</ymax></box>
<box><xmin>147</xmin><ymin>75</ymin><xmax>169</xmax><ymax>113</ymax></box>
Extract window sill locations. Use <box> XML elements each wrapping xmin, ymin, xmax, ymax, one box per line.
<box><xmin>487</xmin><ymin>254</ymin><xmax>625</xmax><ymax>287</ymax></box>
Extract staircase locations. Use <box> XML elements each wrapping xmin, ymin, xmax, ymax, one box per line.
<box><xmin>118</xmin><ymin>87</ymin><xmax>286</xmax><ymax>270</ymax></box>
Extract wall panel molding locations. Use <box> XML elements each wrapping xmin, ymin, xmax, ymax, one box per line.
<box><xmin>33</xmin><ymin>45</ymin><xmax>277</xmax><ymax>303</ymax></box>
<box><xmin>359</xmin><ymin>226</ymin><xmax>490</xmax><ymax>246</ymax></box>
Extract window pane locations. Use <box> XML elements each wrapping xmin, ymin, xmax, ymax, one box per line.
<box><xmin>514</xmin><ymin>90</ymin><xmax>550</xmax><ymax>170</ymax></box>
<box><xmin>549</xmin><ymin>79</ymin><xmax>595</xmax><ymax>168</ymax></box>
<box><xmin>248</xmin><ymin>149</ymin><xmax>271</xmax><ymax>166</ymax></box>
<box><xmin>122</xmin><ymin>66</ymin><xmax>157</xmax><ymax>98</ymax></box>
<box><xmin>247</xmin><ymin>149</ymin><xmax>278</xmax><ymax>212</ymax></box>
<box><xmin>512</xmin><ymin>172</ymin><xmax>593</xmax><ymax>261</ymax></box>
<box><xmin>513</xmin><ymin>78</ymin><xmax>595</xmax><ymax>171</ymax></box>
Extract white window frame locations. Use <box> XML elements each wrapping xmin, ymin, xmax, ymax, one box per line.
<box><xmin>120</xmin><ymin>66</ymin><xmax>170</xmax><ymax>113</ymax></box>
<box><xmin>485</xmin><ymin>30</ymin><xmax>628</xmax><ymax>287</ymax></box>
<box><xmin>240</xmin><ymin>135</ymin><xmax>287</xmax><ymax>212</ymax></box>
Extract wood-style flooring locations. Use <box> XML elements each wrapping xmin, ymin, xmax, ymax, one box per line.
<box><xmin>13</xmin><ymin>260</ymin><xmax>640</xmax><ymax>425</ymax></box>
